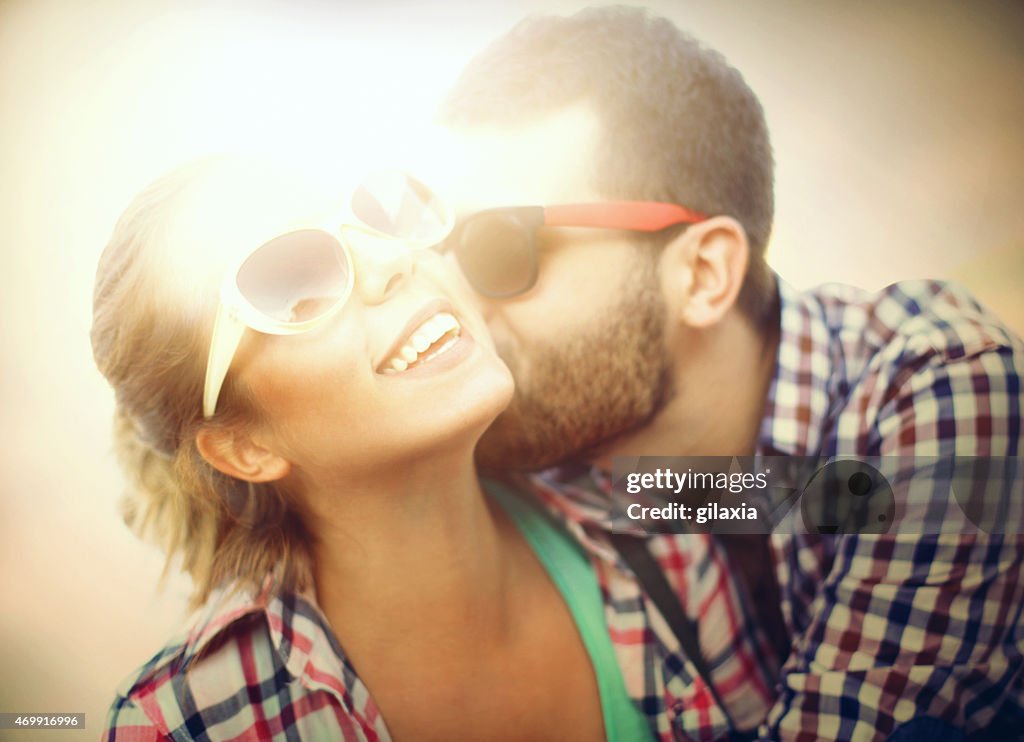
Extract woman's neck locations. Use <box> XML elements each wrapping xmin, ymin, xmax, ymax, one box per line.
<box><xmin>302</xmin><ymin>447</ymin><xmax>520</xmax><ymax>655</ymax></box>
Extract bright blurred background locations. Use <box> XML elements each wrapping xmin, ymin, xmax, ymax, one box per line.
<box><xmin>1</xmin><ymin>0</ymin><xmax>1021</xmax><ymax>738</ymax></box>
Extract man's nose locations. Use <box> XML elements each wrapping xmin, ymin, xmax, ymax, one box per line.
<box><xmin>348</xmin><ymin>234</ymin><xmax>415</xmax><ymax>305</ymax></box>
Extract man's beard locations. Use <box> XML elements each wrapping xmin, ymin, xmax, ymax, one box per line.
<box><xmin>475</xmin><ymin>256</ymin><xmax>673</xmax><ymax>471</ymax></box>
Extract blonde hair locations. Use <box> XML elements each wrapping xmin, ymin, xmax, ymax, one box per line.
<box><xmin>91</xmin><ymin>158</ymin><xmax>314</xmax><ymax>609</ymax></box>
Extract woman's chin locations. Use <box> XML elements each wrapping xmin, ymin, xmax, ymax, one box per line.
<box><xmin>366</xmin><ymin>361</ymin><xmax>516</xmax><ymax>472</ymax></box>
<box><xmin>441</xmin><ymin>361</ymin><xmax>516</xmax><ymax>448</ymax></box>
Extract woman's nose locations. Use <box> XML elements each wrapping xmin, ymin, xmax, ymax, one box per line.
<box><xmin>348</xmin><ymin>233</ymin><xmax>415</xmax><ymax>305</ymax></box>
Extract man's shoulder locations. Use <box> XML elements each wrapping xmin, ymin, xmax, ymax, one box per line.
<box><xmin>809</xmin><ymin>278</ymin><xmax>1021</xmax><ymax>364</ymax></box>
<box><xmin>779</xmin><ymin>278</ymin><xmax>1023</xmax><ymax>455</ymax></box>
<box><xmin>797</xmin><ymin>279</ymin><xmax>1023</xmax><ymax>403</ymax></box>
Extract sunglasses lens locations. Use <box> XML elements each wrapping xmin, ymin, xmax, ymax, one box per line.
<box><xmin>455</xmin><ymin>213</ymin><xmax>537</xmax><ymax>297</ymax></box>
<box><xmin>351</xmin><ymin>171</ymin><xmax>450</xmax><ymax>244</ymax></box>
<box><xmin>236</xmin><ymin>230</ymin><xmax>349</xmax><ymax>323</ymax></box>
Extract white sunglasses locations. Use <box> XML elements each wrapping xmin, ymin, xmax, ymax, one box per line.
<box><xmin>202</xmin><ymin>171</ymin><xmax>453</xmax><ymax>418</ymax></box>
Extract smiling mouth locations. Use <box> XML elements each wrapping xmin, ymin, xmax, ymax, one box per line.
<box><xmin>379</xmin><ymin>312</ymin><xmax>463</xmax><ymax>374</ymax></box>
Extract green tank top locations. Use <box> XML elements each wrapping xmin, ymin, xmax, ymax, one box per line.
<box><xmin>486</xmin><ymin>480</ymin><xmax>654</xmax><ymax>742</ymax></box>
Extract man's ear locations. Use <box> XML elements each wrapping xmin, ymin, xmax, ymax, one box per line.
<box><xmin>195</xmin><ymin>425</ymin><xmax>291</xmax><ymax>483</ymax></box>
<box><xmin>659</xmin><ymin>215</ymin><xmax>749</xmax><ymax>328</ymax></box>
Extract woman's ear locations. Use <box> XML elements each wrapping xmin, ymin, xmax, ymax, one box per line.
<box><xmin>659</xmin><ymin>215</ymin><xmax>750</xmax><ymax>329</ymax></box>
<box><xmin>195</xmin><ymin>425</ymin><xmax>291</xmax><ymax>483</ymax></box>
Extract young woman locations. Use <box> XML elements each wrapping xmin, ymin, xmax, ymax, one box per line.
<box><xmin>94</xmin><ymin>157</ymin><xmax>655</xmax><ymax>741</ymax></box>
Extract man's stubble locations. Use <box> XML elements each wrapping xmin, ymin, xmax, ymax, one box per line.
<box><xmin>474</xmin><ymin>253</ymin><xmax>674</xmax><ymax>471</ymax></box>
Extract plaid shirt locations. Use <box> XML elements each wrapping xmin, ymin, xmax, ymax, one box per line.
<box><xmin>105</xmin><ymin>277</ymin><xmax>1023</xmax><ymax>741</ymax></box>
<box><xmin>754</xmin><ymin>279</ymin><xmax>1024</xmax><ymax>740</ymax></box>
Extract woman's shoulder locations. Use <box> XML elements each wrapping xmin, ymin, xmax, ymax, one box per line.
<box><xmin>103</xmin><ymin>587</ymin><xmax>386</xmax><ymax>740</ymax></box>
<box><xmin>102</xmin><ymin>590</ymin><xmax>287</xmax><ymax>739</ymax></box>
<box><xmin>104</xmin><ymin>633</ymin><xmax>198</xmax><ymax>741</ymax></box>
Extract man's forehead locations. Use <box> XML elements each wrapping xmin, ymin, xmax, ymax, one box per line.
<box><xmin>438</xmin><ymin>102</ymin><xmax>604</xmax><ymax>210</ymax></box>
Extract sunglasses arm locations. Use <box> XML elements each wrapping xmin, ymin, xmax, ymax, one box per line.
<box><xmin>543</xmin><ymin>202</ymin><xmax>707</xmax><ymax>231</ymax></box>
<box><xmin>202</xmin><ymin>303</ymin><xmax>247</xmax><ymax>419</ymax></box>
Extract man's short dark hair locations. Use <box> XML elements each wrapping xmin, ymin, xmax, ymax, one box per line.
<box><xmin>439</xmin><ymin>5</ymin><xmax>776</xmax><ymax>327</ymax></box>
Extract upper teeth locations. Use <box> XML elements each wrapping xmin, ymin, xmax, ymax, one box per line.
<box><xmin>382</xmin><ymin>312</ymin><xmax>461</xmax><ymax>373</ymax></box>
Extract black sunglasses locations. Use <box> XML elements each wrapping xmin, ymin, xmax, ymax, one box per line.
<box><xmin>445</xmin><ymin>201</ymin><xmax>707</xmax><ymax>298</ymax></box>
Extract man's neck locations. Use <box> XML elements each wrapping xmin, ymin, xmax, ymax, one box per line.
<box><xmin>593</xmin><ymin>311</ymin><xmax>778</xmax><ymax>468</ymax></box>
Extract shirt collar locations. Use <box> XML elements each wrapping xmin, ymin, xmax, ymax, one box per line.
<box><xmin>756</xmin><ymin>276</ymin><xmax>834</xmax><ymax>457</ymax></box>
<box><xmin>522</xmin><ymin>466</ymin><xmax>649</xmax><ymax>563</ymax></box>
<box><xmin>180</xmin><ymin>582</ymin><xmax>274</xmax><ymax>669</ymax></box>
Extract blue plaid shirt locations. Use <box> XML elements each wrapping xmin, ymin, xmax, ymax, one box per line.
<box><xmin>751</xmin><ymin>278</ymin><xmax>1023</xmax><ymax>740</ymax></box>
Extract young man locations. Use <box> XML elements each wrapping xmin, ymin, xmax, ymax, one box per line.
<box><xmin>438</xmin><ymin>7</ymin><xmax>1024</xmax><ymax>740</ymax></box>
